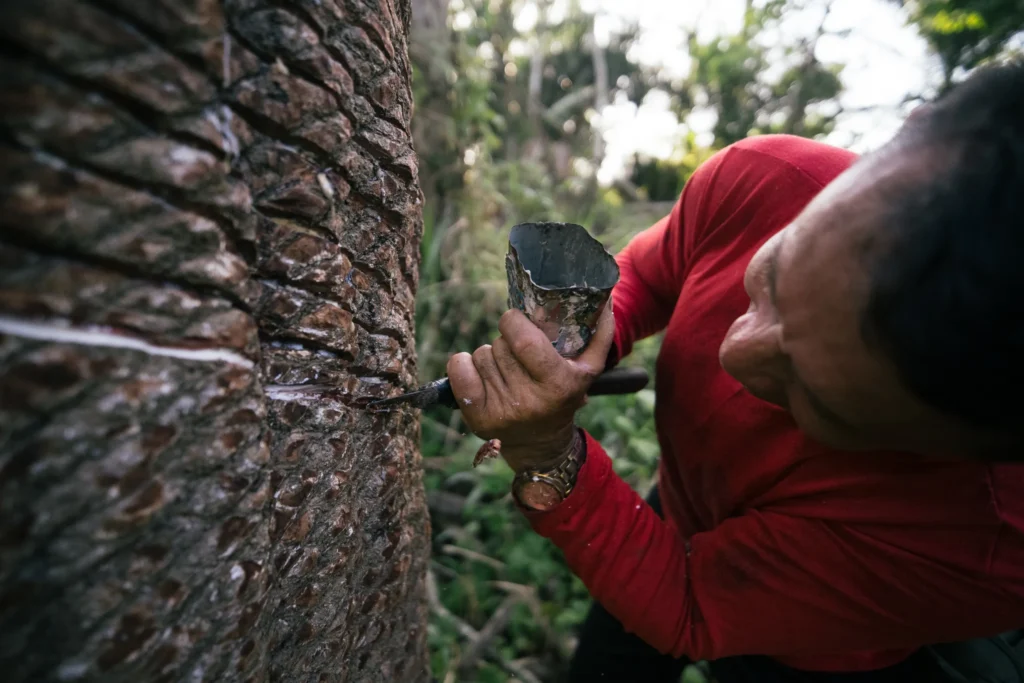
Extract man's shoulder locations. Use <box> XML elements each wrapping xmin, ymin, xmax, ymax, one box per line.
<box><xmin>681</xmin><ymin>135</ymin><xmax>857</xmax><ymax>235</ymax></box>
<box><xmin>723</xmin><ymin>134</ymin><xmax>859</xmax><ymax>189</ymax></box>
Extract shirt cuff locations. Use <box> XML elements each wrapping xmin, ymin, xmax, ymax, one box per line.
<box><xmin>517</xmin><ymin>430</ymin><xmax>613</xmax><ymax>535</ymax></box>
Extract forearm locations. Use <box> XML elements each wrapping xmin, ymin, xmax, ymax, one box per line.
<box><xmin>610</xmin><ymin>230</ymin><xmax>676</xmax><ymax>364</ymax></box>
<box><xmin>519</xmin><ymin>432</ymin><xmax>703</xmax><ymax>658</ymax></box>
<box><xmin>521</xmin><ymin>443</ymin><xmax>1023</xmax><ymax>664</ymax></box>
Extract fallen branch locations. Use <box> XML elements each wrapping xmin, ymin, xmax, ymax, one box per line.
<box><xmin>501</xmin><ymin>658</ymin><xmax>544</xmax><ymax>683</ymax></box>
<box><xmin>493</xmin><ymin>581</ymin><xmax>573</xmax><ymax>664</ymax></box>
<box><xmin>435</xmin><ymin>524</ymin><xmax>474</xmax><ymax>547</ymax></box>
<box><xmin>442</xmin><ymin>653</ymin><xmax>460</xmax><ymax>683</ymax></box>
<box><xmin>491</xmin><ymin>580</ymin><xmax>532</xmax><ymax>596</ymax></box>
<box><xmin>457</xmin><ymin>595</ymin><xmax>521</xmax><ymax>675</ymax></box>
<box><xmin>422</xmin><ymin>455</ymin><xmax>459</xmax><ymax>471</ymax></box>
<box><xmin>441</xmin><ymin>544</ymin><xmax>506</xmax><ymax>571</ymax></box>
<box><xmin>430</xmin><ymin>560</ymin><xmax>460</xmax><ymax>580</ymax></box>
<box><xmin>428</xmin><ymin>570</ymin><xmax>481</xmax><ymax>642</ymax></box>
<box><xmin>427</xmin><ymin>571</ymin><xmax>542</xmax><ymax>683</ymax></box>
<box><xmin>510</xmin><ymin>657</ymin><xmax>549</xmax><ymax>682</ymax></box>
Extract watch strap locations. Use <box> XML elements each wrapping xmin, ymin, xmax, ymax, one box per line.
<box><xmin>512</xmin><ymin>428</ymin><xmax>584</xmax><ymax>506</ymax></box>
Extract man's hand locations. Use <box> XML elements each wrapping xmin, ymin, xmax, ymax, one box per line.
<box><xmin>447</xmin><ymin>304</ymin><xmax>615</xmax><ymax>473</ymax></box>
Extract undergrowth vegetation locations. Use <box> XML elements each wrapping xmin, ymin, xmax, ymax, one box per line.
<box><xmin>417</xmin><ymin>168</ymin><xmax>670</xmax><ymax>680</ymax></box>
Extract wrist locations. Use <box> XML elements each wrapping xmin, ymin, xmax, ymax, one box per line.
<box><xmin>511</xmin><ymin>428</ymin><xmax>586</xmax><ymax>512</ymax></box>
<box><xmin>502</xmin><ymin>424</ymin><xmax>578</xmax><ymax>474</ymax></box>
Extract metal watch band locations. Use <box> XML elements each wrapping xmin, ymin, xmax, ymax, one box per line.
<box><xmin>512</xmin><ymin>429</ymin><xmax>584</xmax><ymax>502</ymax></box>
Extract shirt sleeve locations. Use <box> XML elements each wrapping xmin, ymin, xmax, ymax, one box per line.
<box><xmin>524</xmin><ymin>432</ymin><xmax>1021</xmax><ymax>662</ymax></box>
<box><xmin>609</xmin><ymin>150</ymin><xmax>731</xmax><ymax>364</ymax></box>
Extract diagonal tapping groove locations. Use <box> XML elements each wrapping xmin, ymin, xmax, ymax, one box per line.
<box><xmin>0</xmin><ymin>315</ymin><xmax>256</xmax><ymax>369</ymax></box>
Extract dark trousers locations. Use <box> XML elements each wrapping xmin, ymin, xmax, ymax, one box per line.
<box><xmin>567</xmin><ymin>487</ymin><xmax>953</xmax><ymax>683</ymax></box>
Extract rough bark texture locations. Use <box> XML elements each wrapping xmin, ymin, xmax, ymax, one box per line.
<box><xmin>0</xmin><ymin>1</ymin><xmax>429</xmax><ymax>681</ymax></box>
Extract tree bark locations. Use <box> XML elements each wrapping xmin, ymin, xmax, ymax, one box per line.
<box><xmin>0</xmin><ymin>1</ymin><xmax>429</xmax><ymax>681</ymax></box>
<box><xmin>590</xmin><ymin>19</ymin><xmax>608</xmax><ymax>168</ymax></box>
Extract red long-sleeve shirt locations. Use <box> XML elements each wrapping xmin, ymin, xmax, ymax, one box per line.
<box><xmin>524</xmin><ymin>134</ymin><xmax>1024</xmax><ymax>672</ymax></box>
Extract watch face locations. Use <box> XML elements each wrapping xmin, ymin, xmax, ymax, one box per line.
<box><xmin>519</xmin><ymin>480</ymin><xmax>562</xmax><ymax>511</ymax></box>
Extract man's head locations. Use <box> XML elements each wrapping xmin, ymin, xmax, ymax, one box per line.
<box><xmin>719</xmin><ymin>60</ymin><xmax>1024</xmax><ymax>458</ymax></box>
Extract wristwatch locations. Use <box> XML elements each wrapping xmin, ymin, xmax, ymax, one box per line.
<box><xmin>511</xmin><ymin>429</ymin><xmax>585</xmax><ymax>511</ymax></box>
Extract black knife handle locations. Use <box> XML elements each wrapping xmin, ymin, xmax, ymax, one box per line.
<box><xmin>437</xmin><ymin>366</ymin><xmax>649</xmax><ymax>410</ymax></box>
<box><xmin>426</xmin><ymin>376</ymin><xmax>459</xmax><ymax>409</ymax></box>
<box><xmin>587</xmin><ymin>366</ymin><xmax>650</xmax><ymax>396</ymax></box>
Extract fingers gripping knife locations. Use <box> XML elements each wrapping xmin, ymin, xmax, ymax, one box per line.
<box><xmin>366</xmin><ymin>365</ymin><xmax>650</xmax><ymax>411</ymax></box>
<box><xmin>368</xmin><ymin>222</ymin><xmax>650</xmax><ymax>411</ymax></box>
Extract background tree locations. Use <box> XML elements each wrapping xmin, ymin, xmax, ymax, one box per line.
<box><xmin>0</xmin><ymin>1</ymin><xmax>428</xmax><ymax>681</ymax></box>
<box><xmin>634</xmin><ymin>0</ymin><xmax>846</xmax><ymax>201</ymax></box>
<box><xmin>688</xmin><ymin>0</ymin><xmax>844</xmax><ymax>148</ymax></box>
<box><xmin>893</xmin><ymin>0</ymin><xmax>1024</xmax><ymax>90</ymax></box>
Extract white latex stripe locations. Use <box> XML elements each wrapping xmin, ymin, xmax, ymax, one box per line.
<box><xmin>0</xmin><ymin>316</ymin><xmax>255</xmax><ymax>369</ymax></box>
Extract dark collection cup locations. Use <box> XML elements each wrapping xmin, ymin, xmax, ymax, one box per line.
<box><xmin>505</xmin><ymin>222</ymin><xmax>620</xmax><ymax>358</ymax></box>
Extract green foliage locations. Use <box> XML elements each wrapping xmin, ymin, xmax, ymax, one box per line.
<box><xmin>897</xmin><ymin>0</ymin><xmax>1024</xmax><ymax>87</ymax></box>
<box><xmin>631</xmin><ymin>131</ymin><xmax>718</xmax><ymax>202</ymax></box>
<box><xmin>687</xmin><ymin>0</ymin><xmax>844</xmax><ymax>147</ymax></box>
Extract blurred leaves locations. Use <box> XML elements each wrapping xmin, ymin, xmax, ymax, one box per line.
<box><xmin>686</xmin><ymin>0</ymin><xmax>844</xmax><ymax>148</ymax></box>
<box><xmin>894</xmin><ymin>0</ymin><xmax>1024</xmax><ymax>88</ymax></box>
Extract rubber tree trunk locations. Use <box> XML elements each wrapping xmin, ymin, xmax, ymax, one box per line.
<box><xmin>0</xmin><ymin>1</ymin><xmax>429</xmax><ymax>681</ymax></box>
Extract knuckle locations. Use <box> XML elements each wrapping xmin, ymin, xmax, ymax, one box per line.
<box><xmin>509</xmin><ymin>334</ymin><xmax>540</xmax><ymax>358</ymax></box>
<box><xmin>492</xmin><ymin>337</ymin><xmax>512</xmax><ymax>359</ymax></box>
<box><xmin>451</xmin><ymin>357</ymin><xmax>476</xmax><ymax>380</ymax></box>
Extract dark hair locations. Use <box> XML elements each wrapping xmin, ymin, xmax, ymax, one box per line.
<box><xmin>862</xmin><ymin>60</ymin><xmax>1024</xmax><ymax>432</ymax></box>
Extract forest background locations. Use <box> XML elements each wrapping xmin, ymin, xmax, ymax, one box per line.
<box><xmin>407</xmin><ymin>1</ymin><xmax>1024</xmax><ymax>680</ymax></box>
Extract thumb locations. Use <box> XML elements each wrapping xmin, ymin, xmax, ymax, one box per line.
<box><xmin>572</xmin><ymin>302</ymin><xmax>615</xmax><ymax>376</ymax></box>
